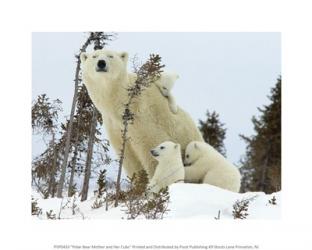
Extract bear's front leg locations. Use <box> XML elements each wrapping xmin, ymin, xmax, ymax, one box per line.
<box><xmin>147</xmin><ymin>178</ymin><xmax>161</xmax><ymax>194</ymax></box>
<box><xmin>122</xmin><ymin>143</ymin><xmax>145</xmax><ymax>178</ymax></box>
<box><xmin>128</xmin><ymin>147</ymin><xmax>157</xmax><ymax>179</ymax></box>
<box><xmin>167</xmin><ymin>94</ymin><xmax>178</xmax><ymax>114</ymax></box>
<box><xmin>127</xmin><ymin>130</ymin><xmax>160</xmax><ymax>179</ymax></box>
<box><xmin>104</xmin><ymin>121</ymin><xmax>144</xmax><ymax>178</ymax></box>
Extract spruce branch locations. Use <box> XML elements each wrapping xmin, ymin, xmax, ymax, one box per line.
<box><xmin>232</xmin><ymin>196</ymin><xmax>257</xmax><ymax>219</ymax></box>
<box><xmin>122</xmin><ymin>170</ymin><xmax>170</xmax><ymax>219</ymax></box>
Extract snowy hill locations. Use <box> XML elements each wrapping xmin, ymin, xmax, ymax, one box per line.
<box><xmin>168</xmin><ymin>184</ymin><xmax>280</xmax><ymax>219</ymax></box>
<box><xmin>32</xmin><ymin>183</ymin><xmax>281</xmax><ymax>220</ymax></box>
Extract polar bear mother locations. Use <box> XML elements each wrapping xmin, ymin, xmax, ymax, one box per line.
<box><xmin>80</xmin><ymin>49</ymin><xmax>203</xmax><ymax>178</ymax></box>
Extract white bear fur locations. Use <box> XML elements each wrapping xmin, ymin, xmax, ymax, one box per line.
<box><xmin>148</xmin><ymin>141</ymin><xmax>184</xmax><ymax>193</ymax></box>
<box><xmin>184</xmin><ymin>141</ymin><xmax>241</xmax><ymax>192</ymax></box>
<box><xmin>80</xmin><ymin>49</ymin><xmax>203</xmax><ymax>179</ymax></box>
<box><xmin>155</xmin><ymin>72</ymin><xmax>179</xmax><ymax>114</ymax></box>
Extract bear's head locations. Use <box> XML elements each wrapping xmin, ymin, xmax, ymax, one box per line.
<box><xmin>150</xmin><ymin>141</ymin><xmax>181</xmax><ymax>162</ymax></box>
<box><xmin>184</xmin><ymin>141</ymin><xmax>205</xmax><ymax>166</ymax></box>
<box><xmin>80</xmin><ymin>49</ymin><xmax>128</xmax><ymax>82</ymax></box>
<box><xmin>160</xmin><ymin>72</ymin><xmax>179</xmax><ymax>97</ymax></box>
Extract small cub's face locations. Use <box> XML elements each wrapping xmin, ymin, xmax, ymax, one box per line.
<box><xmin>150</xmin><ymin>141</ymin><xmax>180</xmax><ymax>161</ymax></box>
<box><xmin>184</xmin><ymin>141</ymin><xmax>202</xmax><ymax>166</ymax></box>
<box><xmin>160</xmin><ymin>86</ymin><xmax>170</xmax><ymax>97</ymax></box>
<box><xmin>80</xmin><ymin>49</ymin><xmax>128</xmax><ymax>82</ymax></box>
<box><xmin>160</xmin><ymin>73</ymin><xmax>179</xmax><ymax>96</ymax></box>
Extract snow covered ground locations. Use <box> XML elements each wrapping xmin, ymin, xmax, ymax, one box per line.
<box><xmin>32</xmin><ymin>183</ymin><xmax>281</xmax><ymax>220</ymax></box>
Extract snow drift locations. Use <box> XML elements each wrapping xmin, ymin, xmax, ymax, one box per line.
<box><xmin>32</xmin><ymin>183</ymin><xmax>281</xmax><ymax>220</ymax></box>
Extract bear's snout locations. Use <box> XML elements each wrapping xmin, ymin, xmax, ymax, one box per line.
<box><xmin>97</xmin><ymin>59</ymin><xmax>107</xmax><ymax>71</ymax></box>
<box><xmin>150</xmin><ymin>149</ymin><xmax>159</xmax><ymax>157</ymax></box>
<box><xmin>184</xmin><ymin>162</ymin><xmax>192</xmax><ymax>167</ymax></box>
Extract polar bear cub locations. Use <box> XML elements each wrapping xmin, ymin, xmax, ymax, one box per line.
<box><xmin>127</xmin><ymin>71</ymin><xmax>179</xmax><ymax>114</ymax></box>
<box><xmin>148</xmin><ymin>141</ymin><xmax>184</xmax><ymax>193</ymax></box>
<box><xmin>184</xmin><ymin>141</ymin><xmax>241</xmax><ymax>192</ymax></box>
<box><xmin>155</xmin><ymin>72</ymin><xmax>179</xmax><ymax>114</ymax></box>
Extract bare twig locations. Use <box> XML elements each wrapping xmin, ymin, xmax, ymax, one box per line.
<box><xmin>214</xmin><ymin>210</ymin><xmax>221</xmax><ymax>220</ymax></box>
<box><xmin>76</xmin><ymin>208</ymin><xmax>86</xmax><ymax>220</ymax></box>
<box><xmin>58</xmin><ymin>198</ymin><xmax>65</xmax><ymax>219</ymax></box>
<box><xmin>268</xmin><ymin>195</ymin><xmax>277</xmax><ymax>205</ymax></box>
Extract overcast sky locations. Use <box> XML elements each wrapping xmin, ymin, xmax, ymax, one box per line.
<box><xmin>32</xmin><ymin>32</ymin><xmax>281</xmax><ymax>164</ymax></box>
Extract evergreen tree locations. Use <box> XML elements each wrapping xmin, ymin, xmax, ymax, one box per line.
<box><xmin>198</xmin><ymin>110</ymin><xmax>227</xmax><ymax>156</ymax></box>
<box><xmin>123</xmin><ymin>170</ymin><xmax>170</xmax><ymax>219</ymax></box>
<box><xmin>91</xmin><ymin>169</ymin><xmax>108</xmax><ymax>209</ymax></box>
<box><xmin>56</xmin><ymin>32</ymin><xmax>114</xmax><ymax>198</ymax></box>
<box><xmin>79</xmin><ymin>88</ymin><xmax>103</xmax><ymax>202</ymax></box>
<box><xmin>32</xmin><ymin>142</ymin><xmax>63</xmax><ymax>198</ymax></box>
<box><xmin>97</xmin><ymin>169</ymin><xmax>107</xmax><ymax>197</ymax></box>
<box><xmin>68</xmin><ymin>183</ymin><xmax>77</xmax><ymax>197</ymax></box>
<box><xmin>32</xmin><ymin>33</ymin><xmax>113</xmax><ymax>203</ymax></box>
<box><xmin>31</xmin><ymin>197</ymin><xmax>42</xmax><ymax>216</ymax></box>
<box><xmin>62</xmin><ymin>84</ymin><xmax>109</xmax><ymax>201</ymax></box>
<box><xmin>32</xmin><ymin>94</ymin><xmax>63</xmax><ymax>198</ymax></box>
<box><xmin>240</xmin><ymin>77</ymin><xmax>281</xmax><ymax>194</ymax></box>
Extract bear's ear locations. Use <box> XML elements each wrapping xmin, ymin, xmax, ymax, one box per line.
<box><xmin>80</xmin><ymin>52</ymin><xmax>88</xmax><ymax>62</ymax></box>
<box><xmin>119</xmin><ymin>52</ymin><xmax>128</xmax><ymax>62</ymax></box>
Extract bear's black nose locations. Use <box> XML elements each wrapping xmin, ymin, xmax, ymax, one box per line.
<box><xmin>150</xmin><ymin>150</ymin><xmax>159</xmax><ymax>157</ymax></box>
<box><xmin>97</xmin><ymin>60</ymin><xmax>106</xmax><ymax>69</ymax></box>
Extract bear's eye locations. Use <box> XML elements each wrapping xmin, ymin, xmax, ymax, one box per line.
<box><xmin>160</xmin><ymin>146</ymin><xmax>165</xmax><ymax>150</ymax></box>
<box><xmin>108</xmin><ymin>55</ymin><xmax>114</xmax><ymax>59</ymax></box>
<box><xmin>162</xmin><ymin>87</ymin><xmax>168</xmax><ymax>90</ymax></box>
<box><xmin>92</xmin><ymin>55</ymin><xmax>98</xmax><ymax>59</ymax></box>
<box><xmin>186</xmin><ymin>154</ymin><xmax>189</xmax><ymax>158</ymax></box>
